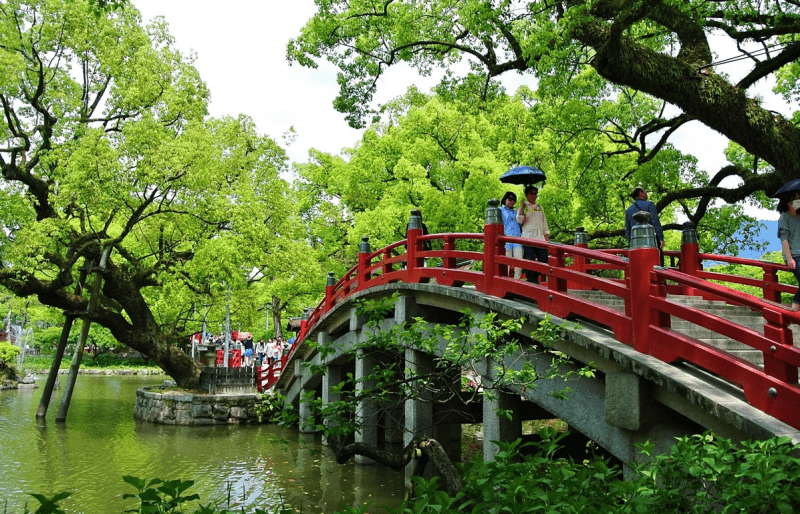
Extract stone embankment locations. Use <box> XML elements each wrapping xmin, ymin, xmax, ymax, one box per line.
<box><xmin>134</xmin><ymin>383</ymin><xmax>260</xmax><ymax>425</ymax></box>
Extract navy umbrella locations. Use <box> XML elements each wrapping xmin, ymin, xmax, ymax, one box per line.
<box><xmin>499</xmin><ymin>166</ymin><xmax>546</xmax><ymax>185</ymax></box>
<box><xmin>771</xmin><ymin>178</ymin><xmax>800</xmax><ymax>198</ymax></box>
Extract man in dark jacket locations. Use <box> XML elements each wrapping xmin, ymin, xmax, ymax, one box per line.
<box><xmin>625</xmin><ymin>187</ymin><xmax>664</xmax><ymax>263</ymax></box>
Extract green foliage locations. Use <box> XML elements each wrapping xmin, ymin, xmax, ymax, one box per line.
<box><xmin>296</xmin><ymin>89</ymin><xmax>758</xmax><ymax>264</ymax></box>
<box><xmin>0</xmin><ymin>359</ymin><xmax>17</xmax><ymax>381</ymax></box>
<box><xmin>0</xmin><ymin>341</ymin><xmax>21</xmax><ymax>363</ymax></box>
<box><xmin>333</xmin><ymin>432</ymin><xmax>800</xmax><ymax>514</ymax></box>
<box><xmin>121</xmin><ymin>476</ymin><xmax>200</xmax><ymax>513</ymax></box>
<box><xmin>0</xmin><ymin>0</ymin><xmax>322</xmax><ymax>385</ymax></box>
<box><xmin>19</xmin><ymin>475</ymin><xmax>292</xmax><ymax>514</ymax></box>
<box><xmin>23</xmin><ymin>492</ymin><xmax>71</xmax><ymax>514</ymax></box>
<box><xmin>291</xmin><ymin>0</ymin><xmax>797</xmax><ymax>254</ymax></box>
<box><xmin>629</xmin><ymin>434</ymin><xmax>800</xmax><ymax>514</ymax></box>
<box><xmin>253</xmin><ymin>392</ymin><xmax>284</xmax><ymax>423</ymax></box>
<box><xmin>19</xmin><ymin>353</ymin><xmax>158</xmax><ymax>374</ymax></box>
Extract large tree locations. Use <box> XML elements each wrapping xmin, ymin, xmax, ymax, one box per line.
<box><xmin>289</xmin><ymin>0</ymin><xmax>800</xmax><ymax>233</ymax></box>
<box><xmin>296</xmin><ymin>88</ymin><xmax>765</xmax><ymax>256</ymax></box>
<box><xmin>0</xmin><ymin>0</ymin><xmax>298</xmax><ymax>388</ymax></box>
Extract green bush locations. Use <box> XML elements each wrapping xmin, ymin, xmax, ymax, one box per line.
<box><xmin>253</xmin><ymin>392</ymin><xmax>284</xmax><ymax>423</ymax></box>
<box><xmin>340</xmin><ymin>430</ymin><xmax>800</xmax><ymax>514</ymax></box>
<box><xmin>0</xmin><ymin>357</ymin><xmax>18</xmax><ymax>381</ymax></box>
<box><xmin>0</xmin><ymin>341</ymin><xmax>21</xmax><ymax>362</ymax></box>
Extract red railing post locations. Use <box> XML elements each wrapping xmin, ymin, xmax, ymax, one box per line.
<box><xmin>548</xmin><ymin>244</ymin><xmax>568</xmax><ymax>294</ymax></box>
<box><xmin>628</xmin><ymin>212</ymin><xmax>661</xmax><ymax>354</ymax></box>
<box><xmin>481</xmin><ymin>199</ymin><xmax>503</xmax><ymax>295</ymax></box>
<box><xmin>324</xmin><ymin>271</ymin><xmax>336</xmax><ymax>313</ymax></box>
<box><xmin>573</xmin><ymin>227</ymin><xmax>588</xmax><ymax>272</ymax></box>
<box><xmin>569</xmin><ymin>227</ymin><xmax>590</xmax><ymax>290</ymax></box>
<box><xmin>357</xmin><ymin>236</ymin><xmax>371</xmax><ymax>291</ymax></box>
<box><xmin>438</xmin><ymin>235</ymin><xmax>457</xmax><ymax>287</ymax></box>
<box><xmin>406</xmin><ymin>210</ymin><xmax>423</xmax><ymax>283</ymax></box>
<box><xmin>443</xmin><ymin>235</ymin><xmax>456</xmax><ymax>270</ymax></box>
<box><xmin>679</xmin><ymin>222</ymin><xmax>700</xmax><ymax>297</ymax></box>
<box><xmin>762</xmin><ymin>266</ymin><xmax>781</xmax><ymax>303</ymax></box>
<box><xmin>762</xmin><ymin>309</ymin><xmax>798</xmax><ymax>383</ymax></box>
<box><xmin>382</xmin><ymin>248</ymin><xmax>394</xmax><ymax>277</ymax></box>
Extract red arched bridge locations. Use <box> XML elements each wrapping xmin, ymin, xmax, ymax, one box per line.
<box><xmin>261</xmin><ymin>202</ymin><xmax>800</xmax><ymax>443</ymax></box>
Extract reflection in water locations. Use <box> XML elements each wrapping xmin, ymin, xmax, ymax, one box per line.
<box><xmin>0</xmin><ymin>376</ymin><xmax>403</xmax><ymax>513</ymax></box>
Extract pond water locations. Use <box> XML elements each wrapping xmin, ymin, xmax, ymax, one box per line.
<box><xmin>0</xmin><ymin>375</ymin><xmax>404</xmax><ymax>514</ymax></box>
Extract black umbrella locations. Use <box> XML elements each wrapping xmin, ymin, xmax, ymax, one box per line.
<box><xmin>499</xmin><ymin>166</ymin><xmax>546</xmax><ymax>185</ymax></box>
<box><xmin>771</xmin><ymin>178</ymin><xmax>800</xmax><ymax>198</ymax></box>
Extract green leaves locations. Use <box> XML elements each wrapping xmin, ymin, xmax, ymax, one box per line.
<box><xmin>26</xmin><ymin>492</ymin><xmax>71</xmax><ymax>514</ymax></box>
<box><xmin>121</xmin><ymin>475</ymin><xmax>199</xmax><ymax>514</ymax></box>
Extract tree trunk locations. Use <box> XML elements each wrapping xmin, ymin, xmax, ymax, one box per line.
<box><xmin>328</xmin><ymin>436</ymin><xmax>464</xmax><ymax>498</ymax></box>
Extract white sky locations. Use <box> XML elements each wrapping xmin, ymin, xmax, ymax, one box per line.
<box><xmin>133</xmin><ymin>1</ymin><xmax>787</xmax><ymax>221</ymax></box>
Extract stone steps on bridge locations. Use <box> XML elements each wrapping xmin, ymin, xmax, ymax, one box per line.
<box><xmin>568</xmin><ymin>289</ymin><xmax>800</xmax><ymax>367</ymax></box>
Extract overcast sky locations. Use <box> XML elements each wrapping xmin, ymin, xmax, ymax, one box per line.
<box><xmin>133</xmin><ymin>1</ymin><xmax>786</xmax><ymax>221</ymax></box>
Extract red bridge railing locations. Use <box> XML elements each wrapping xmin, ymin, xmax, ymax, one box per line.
<box><xmin>261</xmin><ymin>204</ymin><xmax>800</xmax><ymax>430</ymax></box>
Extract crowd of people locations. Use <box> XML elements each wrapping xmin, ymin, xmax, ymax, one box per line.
<box><xmin>255</xmin><ymin>337</ymin><xmax>292</xmax><ymax>366</ymax></box>
<box><xmin>195</xmin><ymin>332</ymin><xmax>294</xmax><ymax>368</ymax></box>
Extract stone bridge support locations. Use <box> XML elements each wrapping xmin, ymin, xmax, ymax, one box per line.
<box><xmin>277</xmin><ymin>283</ymin><xmax>800</xmax><ymax>478</ymax></box>
<box><xmin>482</xmin><ymin>387</ymin><xmax>523</xmax><ymax>462</ymax></box>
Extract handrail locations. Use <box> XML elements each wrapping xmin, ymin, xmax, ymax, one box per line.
<box><xmin>265</xmin><ymin>208</ymin><xmax>800</xmax><ymax>430</ymax></box>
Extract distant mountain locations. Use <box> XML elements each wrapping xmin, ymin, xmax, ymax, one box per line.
<box><xmin>737</xmin><ymin>219</ymin><xmax>780</xmax><ymax>260</ymax></box>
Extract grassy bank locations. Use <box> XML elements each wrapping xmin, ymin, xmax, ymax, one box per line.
<box><xmin>20</xmin><ymin>353</ymin><xmax>164</xmax><ymax>375</ymax></box>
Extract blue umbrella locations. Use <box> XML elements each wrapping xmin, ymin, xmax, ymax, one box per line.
<box><xmin>771</xmin><ymin>178</ymin><xmax>800</xmax><ymax>198</ymax></box>
<box><xmin>499</xmin><ymin>166</ymin><xmax>546</xmax><ymax>185</ymax></box>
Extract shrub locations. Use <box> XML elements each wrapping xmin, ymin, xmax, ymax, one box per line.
<box><xmin>340</xmin><ymin>430</ymin><xmax>800</xmax><ymax>514</ymax></box>
<box><xmin>0</xmin><ymin>341</ymin><xmax>21</xmax><ymax>362</ymax></box>
<box><xmin>253</xmin><ymin>392</ymin><xmax>284</xmax><ymax>423</ymax></box>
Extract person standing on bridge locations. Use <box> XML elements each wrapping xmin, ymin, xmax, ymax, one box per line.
<box><xmin>255</xmin><ymin>338</ymin><xmax>265</xmax><ymax>363</ymax></box>
<box><xmin>517</xmin><ymin>185</ymin><xmax>549</xmax><ymax>283</ymax></box>
<box><xmin>501</xmin><ymin>191</ymin><xmax>523</xmax><ymax>280</ymax></box>
<box><xmin>778</xmin><ymin>191</ymin><xmax>800</xmax><ymax>310</ymax></box>
<box><xmin>243</xmin><ymin>335</ymin><xmax>254</xmax><ymax>367</ymax></box>
<box><xmin>625</xmin><ymin>186</ymin><xmax>664</xmax><ymax>264</ymax></box>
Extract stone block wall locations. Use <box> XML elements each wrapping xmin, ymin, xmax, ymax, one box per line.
<box><xmin>134</xmin><ymin>385</ymin><xmax>261</xmax><ymax>425</ymax></box>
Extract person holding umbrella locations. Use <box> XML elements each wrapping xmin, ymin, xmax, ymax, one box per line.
<box><xmin>499</xmin><ymin>166</ymin><xmax>548</xmax><ymax>283</ymax></box>
<box><xmin>500</xmin><ymin>191</ymin><xmax>523</xmax><ymax>280</ymax></box>
<box><xmin>776</xmin><ymin>180</ymin><xmax>800</xmax><ymax>310</ymax></box>
<box><xmin>517</xmin><ymin>185</ymin><xmax>550</xmax><ymax>283</ymax></box>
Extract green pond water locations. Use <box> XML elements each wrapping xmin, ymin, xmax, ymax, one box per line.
<box><xmin>0</xmin><ymin>375</ymin><xmax>404</xmax><ymax>513</ymax></box>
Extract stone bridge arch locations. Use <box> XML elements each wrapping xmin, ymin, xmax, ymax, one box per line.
<box><xmin>277</xmin><ymin>283</ymin><xmax>800</xmax><ymax>472</ymax></box>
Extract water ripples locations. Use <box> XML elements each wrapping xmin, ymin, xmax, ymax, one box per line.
<box><xmin>0</xmin><ymin>376</ymin><xmax>403</xmax><ymax>513</ymax></box>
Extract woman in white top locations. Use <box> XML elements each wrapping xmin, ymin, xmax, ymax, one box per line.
<box><xmin>516</xmin><ymin>185</ymin><xmax>550</xmax><ymax>284</ymax></box>
<box><xmin>255</xmin><ymin>339</ymin><xmax>266</xmax><ymax>363</ymax></box>
<box><xmin>268</xmin><ymin>339</ymin><xmax>279</xmax><ymax>365</ymax></box>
